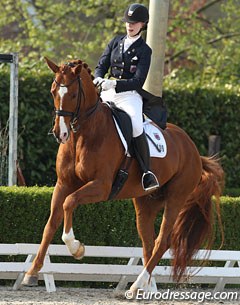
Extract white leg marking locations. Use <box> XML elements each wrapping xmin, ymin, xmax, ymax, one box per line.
<box><xmin>62</xmin><ymin>228</ymin><xmax>81</xmax><ymax>255</ymax></box>
<box><xmin>148</xmin><ymin>276</ymin><xmax>158</xmax><ymax>292</ymax></box>
<box><xmin>130</xmin><ymin>267</ymin><xmax>152</xmax><ymax>293</ymax></box>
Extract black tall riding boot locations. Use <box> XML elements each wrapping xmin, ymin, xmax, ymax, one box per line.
<box><xmin>133</xmin><ymin>132</ymin><xmax>159</xmax><ymax>191</ymax></box>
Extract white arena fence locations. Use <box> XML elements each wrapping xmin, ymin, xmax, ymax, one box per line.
<box><xmin>0</xmin><ymin>243</ymin><xmax>239</xmax><ymax>293</ymax></box>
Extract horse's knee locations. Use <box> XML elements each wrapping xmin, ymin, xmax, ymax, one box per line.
<box><xmin>63</xmin><ymin>196</ymin><xmax>75</xmax><ymax>212</ymax></box>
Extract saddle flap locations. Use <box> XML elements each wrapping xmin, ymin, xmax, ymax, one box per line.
<box><xmin>107</xmin><ymin>102</ymin><xmax>133</xmax><ymax>151</ymax></box>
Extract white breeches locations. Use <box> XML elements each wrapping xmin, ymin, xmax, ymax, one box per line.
<box><xmin>101</xmin><ymin>88</ymin><xmax>143</xmax><ymax>137</ymax></box>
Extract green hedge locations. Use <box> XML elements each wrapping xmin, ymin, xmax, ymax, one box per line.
<box><xmin>224</xmin><ymin>188</ymin><xmax>240</xmax><ymax>197</ymax></box>
<box><xmin>163</xmin><ymin>85</ymin><xmax>240</xmax><ymax>188</ymax></box>
<box><xmin>0</xmin><ymin>186</ymin><xmax>239</xmax><ymax>251</ymax></box>
<box><xmin>0</xmin><ymin>70</ymin><xmax>239</xmax><ymax>187</ymax></box>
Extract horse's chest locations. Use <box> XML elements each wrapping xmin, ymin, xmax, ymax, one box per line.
<box><xmin>74</xmin><ymin>153</ymin><xmax>94</xmax><ymax>181</ymax></box>
<box><xmin>57</xmin><ymin>142</ymin><xmax>98</xmax><ymax>182</ymax></box>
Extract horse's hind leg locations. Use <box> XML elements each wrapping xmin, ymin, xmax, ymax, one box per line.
<box><xmin>130</xmin><ymin>195</ymin><xmax>185</xmax><ymax>293</ymax></box>
<box><xmin>130</xmin><ymin>172</ymin><xmax>200</xmax><ymax>293</ymax></box>
<box><xmin>22</xmin><ymin>182</ymin><xmax>72</xmax><ymax>286</ymax></box>
<box><xmin>133</xmin><ymin>197</ymin><xmax>163</xmax><ymax>264</ymax></box>
<box><xmin>132</xmin><ymin>196</ymin><xmax>164</xmax><ymax>291</ymax></box>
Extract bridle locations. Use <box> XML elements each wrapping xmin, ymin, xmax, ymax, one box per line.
<box><xmin>54</xmin><ymin>76</ymin><xmax>82</xmax><ymax>132</ymax></box>
<box><xmin>52</xmin><ymin>65</ymin><xmax>100</xmax><ymax>133</ymax></box>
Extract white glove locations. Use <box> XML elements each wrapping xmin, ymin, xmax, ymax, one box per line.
<box><xmin>93</xmin><ymin>77</ymin><xmax>104</xmax><ymax>86</ymax></box>
<box><xmin>101</xmin><ymin>79</ymin><xmax>117</xmax><ymax>91</ymax></box>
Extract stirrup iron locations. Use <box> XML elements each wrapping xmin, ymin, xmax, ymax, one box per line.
<box><xmin>142</xmin><ymin>171</ymin><xmax>159</xmax><ymax>191</ymax></box>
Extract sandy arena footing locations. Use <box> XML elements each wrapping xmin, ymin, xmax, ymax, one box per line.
<box><xmin>0</xmin><ymin>286</ymin><xmax>239</xmax><ymax>305</ymax></box>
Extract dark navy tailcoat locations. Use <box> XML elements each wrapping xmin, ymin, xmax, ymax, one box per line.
<box><xmin>95</xmin><ymin>35</ymin><xmax>152</xmax><ymax>93</ymax></box>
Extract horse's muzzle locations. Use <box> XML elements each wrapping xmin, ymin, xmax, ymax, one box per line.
<box><xmin>53</xmin><ymin>127</ymin><xmax>70</xmax><ymax>144</ymax></box>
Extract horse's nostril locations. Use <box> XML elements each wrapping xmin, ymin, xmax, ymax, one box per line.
<box><xmin>63</xmin><ymin>132</ymin><xmax>67</xmax><ymax>138</ymax></box>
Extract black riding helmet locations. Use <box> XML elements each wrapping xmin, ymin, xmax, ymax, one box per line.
<box><xmin>122</xmin><ymin>3</ymin><xmax>149</xmax><ymax>30</ymax></box>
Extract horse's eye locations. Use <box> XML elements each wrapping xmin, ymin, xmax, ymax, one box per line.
<box><xmin>72</xmin><ymin>93</ymin><xmax>77</xmax><ymax>99</ymax></box>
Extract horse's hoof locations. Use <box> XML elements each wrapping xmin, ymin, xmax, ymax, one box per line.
<box><xmin>21</xmin><ymin>274</ymin><xmax>38</xmax><ymax>287</ymax></box>
<box><xmin>73</xmin><ymin>243</ymin><xmax>85</xmax><ymax>260</ymax></box>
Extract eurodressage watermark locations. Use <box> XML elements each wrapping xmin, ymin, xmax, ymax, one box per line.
<box><xmin>125</xmin><ymin>288</ymin><xmax>239</xmax><ymax>302</ymax></box>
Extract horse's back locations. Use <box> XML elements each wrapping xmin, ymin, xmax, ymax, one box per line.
<box><xmin>163</xmin><ymin>122</ymin><xmax>200</xmax><ymax>156</ymax></box>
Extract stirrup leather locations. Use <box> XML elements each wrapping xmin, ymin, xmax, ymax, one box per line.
<box><xmin>142</xmin><ymin>171</ymin><xmax>159</xmax><ymax>191</ymax></box>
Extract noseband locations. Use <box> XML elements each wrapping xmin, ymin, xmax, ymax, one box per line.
<box><xmin>53</xmin><ymin>66</ymin><xmax>99</xmax><ymax>133</ymax></box>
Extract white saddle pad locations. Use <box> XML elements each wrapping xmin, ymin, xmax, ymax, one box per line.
<box><xmin>113</xmin><ymin>118</ymin><xmax>167</xmax><ymax>158</ymax></box>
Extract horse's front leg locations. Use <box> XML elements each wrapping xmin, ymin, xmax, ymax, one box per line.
<box><xmin>22</xmin><ymin>182</ymin><xmax>72</xmax><ymax>286</ymax></box>
<box><xmin>62</xmin><ymin>180</ymin><xmax>110</xmax><ymax>259</ymax></box>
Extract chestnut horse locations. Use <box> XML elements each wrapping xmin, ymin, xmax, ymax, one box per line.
<box><xmin>23</xmin><ymin>58</ymin><xmax>224</xmax><ymax>292</ymax></box>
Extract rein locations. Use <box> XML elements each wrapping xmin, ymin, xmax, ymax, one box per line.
<box><xmin>53</xmin><ymin>73</ymin><xmax>100</xmax><ymax>133</ymax></box>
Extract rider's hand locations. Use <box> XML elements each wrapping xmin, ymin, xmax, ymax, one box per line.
<box><xmin>93</xmin><ymin>77</ymin><xmax>104</xmax><ymax>86</ymax></box>
<box><xmin>101</xmin><ymin>79</ymin><xmax>117</xmax><ymax>91</ymax></box>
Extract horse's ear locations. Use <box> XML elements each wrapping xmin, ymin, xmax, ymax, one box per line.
<box><xmin>73</xmin><ymin>64</ymin><xmax>82</xmax><ymax>76</ymax></box>
<box><xmin>44</xmin><ymin>57</ymin><xmax>59</xmax><ymax>73</ymax></box>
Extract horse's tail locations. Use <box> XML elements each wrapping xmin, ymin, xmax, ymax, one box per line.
<box><xmin>171</xmin><ymin>156</ymin><xmax>224</xmax><ymax>282</ymax></box>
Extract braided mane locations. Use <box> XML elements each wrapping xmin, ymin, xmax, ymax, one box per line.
<box><xmin>64</xmin><ymin>59</ymin><xmax>94</xmax><ymax>80</ymax></box>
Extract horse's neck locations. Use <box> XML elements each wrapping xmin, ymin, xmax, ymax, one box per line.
<box><xmin>72</xmin><ymin>103</ymin><xmax>112</xmax><ymax>145</ymax></box>
<box><xmin>59</xmin><ymin>103</ymin><xmax>124</xmax><ymax>179</ymax></box>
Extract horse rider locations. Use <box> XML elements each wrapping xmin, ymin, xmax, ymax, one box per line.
<box><xmin>93</xmin><ymin>3</ymin><xmax>159</xmax><ymax>192</ymax></box>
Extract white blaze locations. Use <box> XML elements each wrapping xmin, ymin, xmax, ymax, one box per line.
<box><xmin>58</xmin><ymin>86</ymin><xmax>68</xmax><ymax>108</ymax></box>
<box><xmin>58</xmin><ymin>86</ymin><xmax>68</xmax><ymax>142</ymax></box>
